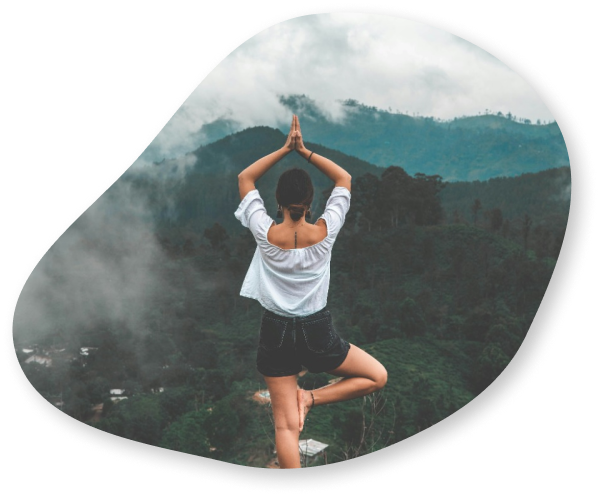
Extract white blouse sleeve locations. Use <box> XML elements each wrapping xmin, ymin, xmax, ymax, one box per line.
<box><xmin>234</xmin><ymin>189</ymin><xmax>274</xmax><ymax>243</ymax></box>
<box><xmin>319</xmin><ymin>186</ymin><xmax>351</xmax><ymax>240</ymax></box>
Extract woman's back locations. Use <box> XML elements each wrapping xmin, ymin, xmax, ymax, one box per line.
<box><xmin>266</xmin><ymin>219</ymin><xmax>327</xmax><ymax>250</ymax></box>
<box><xmin>234</xmin><ymin>186</ymin><xmax>351</xmax><ymax>317</ymax></box>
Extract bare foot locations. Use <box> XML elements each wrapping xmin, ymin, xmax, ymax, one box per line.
<box><xmin>297</xmin><ymin>388</ymin><xmax>314</xmax><ymax>432</ymax></box>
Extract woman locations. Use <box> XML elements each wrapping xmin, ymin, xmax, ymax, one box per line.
<box><xmin>235</xmin><ymin>114</ymin><xmax>387</xmax><ymax>469</ymax></box>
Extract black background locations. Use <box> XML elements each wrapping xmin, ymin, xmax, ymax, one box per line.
<box><xmin>7</xmin><ymin>7</ymin><xmax>597</xmax><ymax>493</ymax></box>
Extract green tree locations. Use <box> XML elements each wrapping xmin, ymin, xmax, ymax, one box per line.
<box><xmin>120</xmin><ymin>395</ymin><xmax>165</xmax><ymax>445</ymax></box>
<box><xmin>471</xmin><ymin>198</ymin><xmax>482</xmax><ymax>226</ymax></box>
<box><xmin>350</xmin><ymin>173</ymin><xmax>381</xmax><ymax>232</ymax></box>
<box><xmin>161</xmin><ymin>410</ymin><xmax>211</xmax><ymax>457</ymax></box>
<box><xmin>471</xmin><ymin>342</ymin><xmax>511</xmax><ymax>394</ymax></box>
<box><xmin>204</xmin><ymin>398</ymin><xmax>240</xmax><ymax>453</ymax></box>
<box><xmin>521</xmin><ymin>214</ymin><xmax>533</xmax><ymax>250</ymax></box>
<box><xmin>203</xmin><ymin>222</ymin><xmax>229</xmax><ymax>249</ymax></box>
<box><xmin>380</xmin><ymin>166</ymin><xmax>411</xmax><ymax>228</ymax></box>
<box><xmin>410</xmin><ymin>172</ymin><xmax>445</xmax><ymax>225</ymax></box>
<box><xmin>159</xmin><ymin>386</ymin><xmax>195</xmax><ymax>422</ymax></box>
<box><xmin>489</xmin><ymin>207</ymin><xmax>503</xmax><ymax>232</ymax></box>
<box><xmin>398</xmin><ymin>297</ymin><xmax>427</xmax><ymax>338</ymax></box>
<box><xmin>97</xmin><ymin>394</ymin><xmax>164</xmax><ymax>446</ymax></box>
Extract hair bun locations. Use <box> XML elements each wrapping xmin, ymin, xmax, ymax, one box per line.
<box><xmin>288</xmin><ymin>203</ymin><xmax>306</xmax><ymax>221</ymax></box>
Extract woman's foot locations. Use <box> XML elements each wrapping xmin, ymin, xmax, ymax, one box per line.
<box><xmin>297</xmin><ymin>388</ymin><xmax>314</xmax><ymax>432</ymax></box>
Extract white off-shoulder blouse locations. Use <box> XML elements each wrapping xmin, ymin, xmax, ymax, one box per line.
<box><xmin>234</xmin><ymin>186</ymin><xmax>351</xmax><ymax>317</ymax></box>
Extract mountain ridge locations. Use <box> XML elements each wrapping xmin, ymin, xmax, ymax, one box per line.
<box><xmin>171</xmin><ymin>95</ymin><xmax>568</xmax><ymax>180</ymax></box>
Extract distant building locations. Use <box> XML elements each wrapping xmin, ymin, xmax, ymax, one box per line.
<box><xmin>298</xmin><ymin>439</ymin><xmax>329</xmax><ymax>466</ymax></box>
<box><xmin>80</xmin><ymin>347</ymin><xmax>98</xmax><ymax>356</ymax></box>
<box><xmin>110</xmin><ymin>389</ymin><xmax>127</xmax><ymax>402</ymax></box>
<box><xmin>274</xmin><ymin>439</ymin><xmax>329</xmax><ymax>466</ymax></box>
<box><xmin>25</xmin><ymin>355</ymin><xmax>52</xmax><ymax>367</ymax></box>
<box><xmin>110</xmin><ymin>397</ymin><xmax>128</xmax><ymax>403</ymax></box>
<box><xmin>252</xmin><ymin>389</ymin><xmax>271</xmax><ymax>404</ymax></box>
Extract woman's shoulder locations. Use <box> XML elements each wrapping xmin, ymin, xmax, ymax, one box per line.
<box><xmin>324</xmin><ymin>186</ymin><xmax>351</xmax><ymax>210</ymax></box>
<box><xmin>316</xmin><ymin>187</ymin><xmax>351</xmax><ymax>240</ymax></box>
<box><xmin>323</xmin><ymin>186</ymin><xmax>352</xmax><ymax>217</ymax></box>
<box><xmin>312</xmin><ymin>218</ymin><xmax>328</xmax><ymax>243</ymax></box>
<box><xmin>313</xmin><ymin>217</ymin><xmax>327</xmax><ymax>229</ymax></box>
<box><xmin>238</xmin><ymin>188</ymin><xmax>262</xmax><ymax>208</ymax></box>
<box><xmin>332</xmin><ymin>185</ymin><xmax>351</xmax><ymax>194</ymax></box>
<box><xmin>234</xmin><ymin>189</ymin><xmax>277</xmax><ymax>245</ymax></box>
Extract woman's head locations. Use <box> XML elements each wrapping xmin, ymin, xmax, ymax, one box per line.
<box><xmin>276</xmin><ymin>167</ymin><xmax>314</xmax><ymax>221</ymax></box>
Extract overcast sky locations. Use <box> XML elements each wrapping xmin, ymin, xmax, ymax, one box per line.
<box><xmin>140</xmin><ymin>12</ymin><xmax>553</xmax><ymax>164</ymax></box>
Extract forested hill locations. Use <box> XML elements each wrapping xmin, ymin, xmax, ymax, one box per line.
<box><xmin>440</xmin><ymin>166</ymin><xmax>570</xmax><ymax>228</ymax></box>
<box><xmin>121</xmin><ymin>125</ymin><xmax>570</xmax><ymax>245</ymax></box>
<box><xmin>180</xmin><ymin>95</ymin><xmax>568</xmax><ymax>182</ymax></box>
<box><xmin>122</xmin><ymin>126</ymin><xmax>383</xmax><ymax>240</ymax></box>
<box><xmin>16</xmin><ymin>120</ymin><xmax>570</xmax><ymax>466</ymax></box>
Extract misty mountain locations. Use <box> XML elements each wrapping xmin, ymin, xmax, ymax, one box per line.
<box><xmin>160</xmin><ymin>95</ymin><xmax>568</xmax><ymax>182</ymax></box>
<box><xmin>15</xmin><ymin>118</ymin><xmax>569</xmax><ymax>466</ymax></box>
<box><xmin>122</xmin><ymin>125</ymin><xmax>569</xmax><ymax>242</ymax></box>
<box><xmin>123</xmin><ymin>126</ymin><xmax>383</xmax><ymax>240</ymax></box>
<box><xmin>439</xmin><ymin>166</ymin><xmax>570</xmax><ymax>228</ymax></box>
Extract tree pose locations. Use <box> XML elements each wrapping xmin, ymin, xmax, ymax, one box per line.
<box><xmin>235</xmin><ymin>115</ymin><xmax>387</xmax><ymax>469</ymax></box>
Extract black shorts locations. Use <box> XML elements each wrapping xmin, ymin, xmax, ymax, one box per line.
<box><xmin>256</xmin><ymin>306</ymin><xmax>351</xmax><ymax>377</ymax></box>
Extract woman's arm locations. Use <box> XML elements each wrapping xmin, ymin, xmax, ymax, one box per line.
<box><xmin>237</xmin><ymin>116</ymin><xmax>296</xmax><ymax>200</ymax></box>
<box><xmin>293</xmin><ymin>115</ymin><xmax>351</xmax><ymax>192</ymax></box>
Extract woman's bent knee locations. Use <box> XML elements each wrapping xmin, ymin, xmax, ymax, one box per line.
<box><xmin>373</xmin><ymin>366</ymin><xmax>388</xmax><ymax>391</ymax></box>
<box><xmin>275</xmin><ymin>424</ymin><xmax>300</xmax><ymax>438</ymax></box>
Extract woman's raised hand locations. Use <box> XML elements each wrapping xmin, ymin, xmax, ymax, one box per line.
<box><xmin>283</xmin><ymin>114</ymin><xmax>296</xmax><ymax>152</ymax></box>
<box><xmin>293</xmin><ymin>114</ymin><xmax>307</xmax><ymax>154</ymax></box>
<box><xmin>283</xmin><ymin>114</ymin><xmax>309</xmax><ymax>157</ymax></box>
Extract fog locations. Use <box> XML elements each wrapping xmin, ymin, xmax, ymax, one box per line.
<box><xmin>13</xmin><ymin>168</ymin><xmax>198</xmax><ymax>346</ymax></box>
<box><xmin>138</xmin><ymin>13</ymin><xmax>553</xmax><ymax>165</ymax></box>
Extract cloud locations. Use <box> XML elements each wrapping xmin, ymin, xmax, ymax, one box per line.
<box><xmin>137</xmin><ymin>12</ymin><xmax>553</xmax><ymax>164</ymax></box>
<box><xmin>12</xmin><ymin>176</ymin><xmax>204</xmax><ymax>345</ymax></box>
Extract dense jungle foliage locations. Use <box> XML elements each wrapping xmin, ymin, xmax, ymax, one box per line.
<box><xmin>15</xmin><ymin>123</ymin><xmax>570</xmax><ymax>467</ymax></box>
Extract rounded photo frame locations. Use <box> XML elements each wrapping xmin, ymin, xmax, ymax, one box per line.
<box><xmin>4</xmin><ymin>4</ymin><xmax>597</xmax><ymax>493</ymax></box>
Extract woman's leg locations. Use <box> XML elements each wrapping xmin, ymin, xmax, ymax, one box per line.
<box><xmin>263</xmin><ymin>374</ymin><xmax>302</xmax><ymax>469</ymax></box>
<box><xmin>298</xmin><ymin>344</ymin><xmax>387</xmax><ymax>429</ymax></box>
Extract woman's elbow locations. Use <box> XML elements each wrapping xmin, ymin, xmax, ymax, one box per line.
<box><xmin>335</xmin><ymin>173</ymin><xmax>352</xmax><ymax>190</ymax></box>
<box><xmin>238</xmin><ymin>172</ymin><xmax>253</xmax><ymax>184</ymax></box>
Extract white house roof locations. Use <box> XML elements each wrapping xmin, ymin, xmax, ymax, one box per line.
<box><xmin>25</xmin><ymin>355</ymin><xmax>52</xmax><ymax>366</ymax></box>
<box><xmin>298</xmin><ymin>439</ymin><xmax>329</xmax><ymax>457</ymax></box>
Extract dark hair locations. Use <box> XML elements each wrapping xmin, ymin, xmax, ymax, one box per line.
<box><xmin>276</xmin><ymin>168</ymin><xmax>314</xmax><ymax>222</ymax></box>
